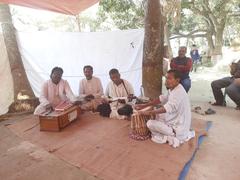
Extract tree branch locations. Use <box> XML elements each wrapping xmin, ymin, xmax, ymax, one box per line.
<box><xmin>228</xmin><ymin>12</ymin><xmax>240</xmax><ymax>16</ymax></box>
<box><xmin>170</xmin><ymin>29</ymin><xmax>207</xmax><ymax>39</ymax></box>
<box><xmin>202</xmin><ymin>0</ymin><xmax>219</xmax><ymax>27</ymax></box>
<box><xmin>170</xmin><ymin>34</ymin><xmax>207</xmax><ymax>40</ymax></box>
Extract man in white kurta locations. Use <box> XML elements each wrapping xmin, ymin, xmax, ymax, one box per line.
<box><xmin>105</xmin><ymin>68</ymin><xmax>134</xmax><ymax>119</ymax></box>
<box><xmin>105</xmin><ymin>79</ymin><xmax>134</xmax><ymax>99</ymax></box>
<box><xmin>79</xmin><ymin>65</ymin><xmax>104</xmax><ymax>111</ymax></box>
<box><xmin>136</xmin><ymin>69</ymin><xmax>194</xmax><ymax>148</ymax></box>
<box><xmin>34</xmin><ymin>67</ymin><xmax>77</xmax><ymax>115</ymax></box>
<box><xmin>79</xmin><ymin>65</ymin><xmax>103</xmax><ymax>98</ymax></box>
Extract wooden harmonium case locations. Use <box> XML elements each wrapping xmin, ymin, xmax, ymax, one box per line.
<box><xmin>39</xmin><ymin>106</ymin><xmax>81</xmax><ymax>132</ymax></box>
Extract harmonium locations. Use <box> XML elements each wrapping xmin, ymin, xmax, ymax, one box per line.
<box><xmin>39</xmin><ymin>104</ymin><xmax>81</xmax><ymax>132</ymax></box>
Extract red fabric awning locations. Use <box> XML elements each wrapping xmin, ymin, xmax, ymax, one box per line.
<box><xmin>0</xmin><ymin>0</ymin><xmax>99</xmax><ymax>15</ymax></box>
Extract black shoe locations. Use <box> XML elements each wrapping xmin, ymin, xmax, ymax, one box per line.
<box><xmin>205</xmin><ymin>108</ymin><xmax>216</xmax><ymax>115</ymax></box>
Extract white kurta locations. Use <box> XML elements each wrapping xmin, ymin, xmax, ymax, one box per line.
<box><xmin>105</xmin><ymin>79</ymin><xmax>134</xmax><ymax>119</ymax></box>
<box><xmin>105</xmin><ymin>79</ymin><xmax>134</xmax><ymax>98</ymax></box>
<box><xmin>79</xmin><ymin>76</ymin><xmax>103</xmax><ymax>98</ymax></box>
<box><xmin>34</xmin><ymin>79</ymin><xmax>77</xmax><ymax>115</ymax></box>
<box><xmin>147</xmin><ymin>84</ymin><xmax>194</xmax><ymax>147</ymax></box>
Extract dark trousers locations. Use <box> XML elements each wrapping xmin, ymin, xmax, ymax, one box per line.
<box><xmin>211</xmin><ymin>77</ymin><xmax>240</xmax><ymax>106</ymax></box>
<box><xmin>181</xmin><ymin>78</ymin><xmax>191</xmax><ymax>93</ymax></box>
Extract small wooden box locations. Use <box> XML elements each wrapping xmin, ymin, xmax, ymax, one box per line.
<box><xmin>39</xmin><ymin>106</ymin><xmax>81</xmax><ymax>132</ymax></box>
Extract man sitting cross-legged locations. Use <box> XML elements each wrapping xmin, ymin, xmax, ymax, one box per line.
<box><xmin>79</xmin><ymin>65</ymin><xmax>104</xmax><ymax>111</ymax></box>
<box><xmin>105</xmin><ymin>68</ymin><xmax>135</xmax><ymax>119</ymax></box>
<box><xmin>34</xmin><ymin>67</ymin><xmax>78</xmax><ymax>115</ymax></box>
<box><xmin>135</xmin><ymin>69</ymin><xmax>195</xmax><ymax>148</ymax></box>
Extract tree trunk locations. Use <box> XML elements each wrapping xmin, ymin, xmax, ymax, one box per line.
<box><xmin>0</xmin><ymin>4</ymin><xmax>37</xmax><ymax>112</ymax></box>
<box><xmin>76</xmin><ymin>14</ymin><xmax>81</xmax><ymax>32</ymax></box>
<box><xmin>142</xmin><ymin>0</ymin><xmax>164</xmax><ymax>99</ymax></box>
<box><xmin>206</xmin><ymin>32</ymin><xmax>214</xmax><ymax>56</ymax></box>
<box><xmin>212</xmin><ymin>27</ymin><xmax>224</xmax><ymax>55</ymax></box>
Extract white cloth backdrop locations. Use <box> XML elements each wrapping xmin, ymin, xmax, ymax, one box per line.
<box><xmin>0</xmin><ymin>28</ymin><xmax>14</xmax><ymax>115</ymax></box>
<box><xmin>16</xmin><ymin>29</ymin><xmax>144</xmax><ymax>99</ymax></box>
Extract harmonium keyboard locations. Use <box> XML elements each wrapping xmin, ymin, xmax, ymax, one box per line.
<box><xmin>39</xmin><ymin>105</ymin><xmax>81</xmax><ymax>132</ymax></box>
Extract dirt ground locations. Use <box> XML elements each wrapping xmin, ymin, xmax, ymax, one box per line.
<box><xmin>0</xmin><ymin>115</ymin><xmax>99</xmax><ymax>180</ymax></box>
<box><xmin>186</xmin><ymin>69</ymin><xmax>240</xmax><ymax>180</ymax></box>
<box><xmin>187</xmin><ymin>102</ymin><xmax>240</xmax><ymax>180</ymax></box>
<box><xmin>0</xmin><ymin>67</ymin><xmax>240</xmax><ymax>180</ymax></box>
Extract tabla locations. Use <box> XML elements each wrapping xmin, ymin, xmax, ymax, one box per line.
<box><xmin>129</xmin><ymin>113</ymin><xmax>154</xmax><ymax>141</ymax></box>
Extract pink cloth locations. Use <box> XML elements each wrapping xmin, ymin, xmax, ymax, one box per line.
<box><xmin>1</xmin><ymin>0</ymin><xmax>99</xmax><ymax>15</ymax></box>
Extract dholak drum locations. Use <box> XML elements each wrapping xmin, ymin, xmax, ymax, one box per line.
<box><xmin>129</xmin><ymin>113</ymin><xmax>154</xmax><ymax>141</ymax></box>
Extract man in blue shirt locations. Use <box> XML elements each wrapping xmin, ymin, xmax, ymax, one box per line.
<box><xmin>190</xmin><ymin>44</ymin><xmax>200</xmax><ymax>72</ymax></box>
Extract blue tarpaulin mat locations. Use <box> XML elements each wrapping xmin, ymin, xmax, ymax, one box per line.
<box><xmin>179</xmin><ymin>121</ymin><xmax>212</xmax><ymax>180</ymax></box>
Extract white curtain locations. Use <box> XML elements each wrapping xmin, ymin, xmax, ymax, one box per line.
<box><xmin>0</xmin><ymin>29</ymin><xmax>14</xmax><ymax>115</ymax></box>
<box><xmin>16</xmin><ymin>29</ymin><xmax>144</xmax><ymax>99</ymax></box>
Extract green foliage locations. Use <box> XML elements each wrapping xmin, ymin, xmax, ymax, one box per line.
<box><xmin>10</xmin><ymin>0</ymin><xmax>240</xmax><ymax>42</ymax></box>
<box><xmin>175</xmin><ymin>11</ymin><xmax>199</xmax><ymax>33</ymax></box>
<box><xmin>92</xmin><ymin>0</ymin><xmax>145</xmax><ymax>30</ymax></box>
<box><xmin>176</xmin><ymin>0</ymin><xmax>240</xmax><ymax>48</ymax></box>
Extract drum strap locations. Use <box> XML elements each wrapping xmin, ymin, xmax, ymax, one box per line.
<box><xmin>122</xmin><ymin>79</ymin><xmax>129</xmax><ymax>96</ymax></box>
<box><xmin>173</xmin><ymin>128</ymin><xmax>176</xmax><ymax>136</ymax></box>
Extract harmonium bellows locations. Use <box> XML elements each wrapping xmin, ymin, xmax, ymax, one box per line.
<box><xmin>39</xmin><ymin>106</ymin><xmax>81</xmax><ymax>132</ymax></box>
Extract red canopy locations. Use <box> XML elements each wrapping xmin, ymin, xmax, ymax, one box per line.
<box><xmin>0</xmin><ymin>0</ymin><xmax>99</xmax><ymax>15</ymax></box>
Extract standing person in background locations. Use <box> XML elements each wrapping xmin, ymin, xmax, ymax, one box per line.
<box><xmin>190</xmin><ymin>44</ymin><xmax>201</xmax><ymax>72</ymax></box>
<box><xmin>170</xmin><ymin>46</ymin><xmax>192</xmax><ymax>93</ymax></box>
